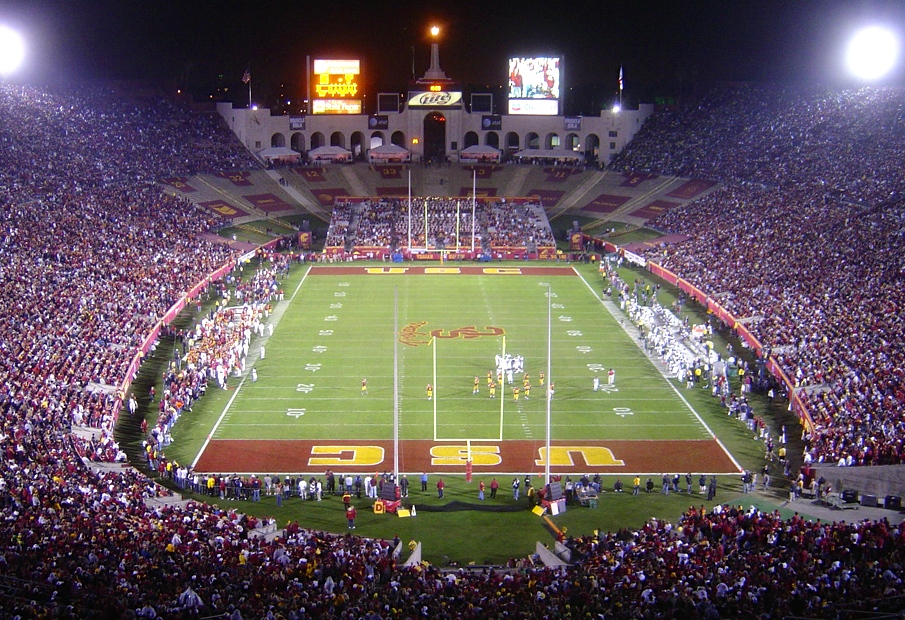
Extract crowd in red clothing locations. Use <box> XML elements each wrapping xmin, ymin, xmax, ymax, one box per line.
<box><xmin>2</xmin><ymin>81</ymin><xmax>905</xmax><ymax>618</ymax></box>
<box><xmin>611</xmin><ymin>85</ymin><xmax>905</xmax><ymax>466</ymax></box>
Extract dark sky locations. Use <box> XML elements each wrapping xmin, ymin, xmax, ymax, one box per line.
<box><xmin>3</xmin><ymin>0</ymin><xmax>904</xmax><ymax>107</ymax></box>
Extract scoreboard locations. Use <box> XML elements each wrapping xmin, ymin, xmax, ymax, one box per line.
<box><xmin>310</xmin><ymin>59</ymin><xmax>362</xmax><ymax>115</ymax></box>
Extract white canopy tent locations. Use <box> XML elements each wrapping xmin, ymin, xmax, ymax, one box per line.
<box><xmin>307</xmin><ymin>145</ymin><xmax>352</xmax><ymax>163</ymax></box>
<box><xmin>258</xmin><ymin>146</ymin><xmax>301</xmax><ymax>164</ymax></box>
<box><xmin>368</xmin><ymin>143</ymin><xmax>411</xmax><ymax>163</ymax></box>
<box><xmin>459</xmin><ymin>144</ymin><xmax>501</xmax><ymax>163</ymax></box>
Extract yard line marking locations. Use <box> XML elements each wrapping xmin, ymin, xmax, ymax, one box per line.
<box><xmin>191</xmin><ymin>373</ymin><xmax>249</xmax><ymax>468</ymax></box>
<box><xmin>289</xmin><ymin>264</ymin><xmax>313</xmax><ymax>302</ymax></box>
<box><xmin>572</xmin><ymin>266</ymin><xmax>744</xmax><ymax>472</ymax></box>
<box><xmin>192</xmin><ymin>265</ymin><xmax>315</xmax><ymax>469</ymax></box>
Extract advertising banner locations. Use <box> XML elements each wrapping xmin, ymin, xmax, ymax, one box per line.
<box><xmin>407</xmin><ymin>91</ymin><xmax>463</xmax><ymax>108</ymax></box>
<box><xmin>481</xmin><ymin>115</ymin><xmax>502</xmax><ymax>131</ymax></box>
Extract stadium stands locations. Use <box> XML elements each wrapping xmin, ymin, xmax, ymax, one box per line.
<box><xmin>1</xmin><ymin>80</ymin><xmax>905</xmax><ymax>617</ymax></box>
<box><xmin>612</xmin><ymin>85</ymin><xmax>905</xmax><ymax>467</ymax></box>
<box><xmin>323</xmin><ymin>196</ymin><xmax>555</xmax><ymax>255</ymax></box>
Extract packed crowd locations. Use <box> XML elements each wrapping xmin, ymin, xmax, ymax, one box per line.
<box><xmin>2</xmin><ymin>80</ymin><xmax>905</xmax><ymax>617</ymax></box>
<box><xmin>324</xmin><ymin>198</ymin><xmax>555</xmax><ymax>252</ymax></box>
<box><xmin>610</xmin><ymin>84</ymin><xmax>905</xmax><ymax>207</ymax></box>
<box><xmin>564</xmin><ymin>505</ymin><xmax>905</xmax><ymax>619</ymax></box>
<box><xmin>611</xmin><ymin>84</ymin><xmax>905</xmax><ymax>466</ymax></box>
<box><xmin>0</xmin><ymin>83</ymin><xmax>259</xmax><ymax>194</ymax></box>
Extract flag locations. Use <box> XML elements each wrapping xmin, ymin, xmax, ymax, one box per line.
<box><xmin>242</xmin><ymin>69</ymin><xmax>251</xmax><ymax>84</ymax></box>
<box><xmin>618</xmin><ymin>66</ymin><xmax>624</xmax><ymax>91</ymax></box>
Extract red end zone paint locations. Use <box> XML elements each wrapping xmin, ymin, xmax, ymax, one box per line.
<box><xmin>308</xmin><ymin>266</ymin><xmax>578</xmax><ymax>276</ymax></box>
<box><xmin>194</xmin><ymin>439</ymin><xmax>740</xmax><ymax>475</ymax></box>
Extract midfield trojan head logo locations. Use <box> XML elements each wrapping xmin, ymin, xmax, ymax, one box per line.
<box><xmin>399</xmin><ymin>322</ymin><xmax>505</xmax><ymax>347</ymax></box>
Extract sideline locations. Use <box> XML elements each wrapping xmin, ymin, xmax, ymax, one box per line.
<box><xmin>191</xmin><ymin>263</ymin><xmax>313</xmax><ymax>469</ymax></box>
<box><xmin>572</xmin><ymin>265</ymin><xmax>744</xmax><ymax>473</ymax></box>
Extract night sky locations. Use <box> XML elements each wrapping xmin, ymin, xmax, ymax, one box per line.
<box><xmin>3</xmin><ymin>0</ymin><xmax>904</xmax><ymax>111</ymax></box>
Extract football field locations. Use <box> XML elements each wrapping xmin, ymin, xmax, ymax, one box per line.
<box><xmin>192</xmin><ymin>264</ymin><xmax>741</xmax><ymax>476</ymax></box>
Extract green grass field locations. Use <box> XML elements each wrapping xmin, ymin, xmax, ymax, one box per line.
<box><xmin>186</xmin><ymin>264</ymin><xmax>734</xmax><ymax>475</ymax></box>
<box><xmin>139</xmin><ymin>260</ymin><xmax>800</xmax><ymax>565</ymax></box>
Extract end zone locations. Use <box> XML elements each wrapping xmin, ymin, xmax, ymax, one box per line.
<box><xmin>193</xmin><ymin>438</ymin><xmax>741</xmax><ymax>475</ymax></box>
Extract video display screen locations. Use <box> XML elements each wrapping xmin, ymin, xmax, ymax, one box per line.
<box><xmin>507</xmin><ymin>56</ymin><xmax>561</xmax><ymax>115</ymax></box>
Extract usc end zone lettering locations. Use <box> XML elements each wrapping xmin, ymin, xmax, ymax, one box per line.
<box><xmin>535</xmin><ymin>446</ymin><xmax>625</xmax><ymax>467</ymax></box>
<box><xmin>364</xmin><ymin>267</ymin><xmax>524</xmax><ymax>275</ymax></box>
<box><xmin>430</xmin><ymin>445</ymin><xmax>622</xmax><ymax>467</ymax></box>
<box><xmin>365</xmin><ymin>268</ymin><xmax>410</xmax><ymax>274</ymax></box>
<box><xmin>308</xmin><ymin>445</ymin><xmax>385</xmax><ymax>467</ymax></box>
<box><xmin>430</xmin><ymin>445</ymin><xmax>502</xmax><ymax>466</ymax></box>
<box><xmin>301</xmin><ymin>444</ymin><xmax>623</xmax><ymax>468</ymax></box>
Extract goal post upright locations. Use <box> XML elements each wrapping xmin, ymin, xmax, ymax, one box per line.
<box><xmin>545</xmin><ymin>284</ymin><xmax>552</xmax><ymax>485</ymax></box>
<box><xmin>432</xmin><ymin>334</ymin><xmax>438</xmax><ymax>441</ymax></box>
<box><xmin>498</xmin><ymin>335</ymin><xmax>505</xmax><ymax>441</ymax></box>
<box><xmin>393</xmin><ymin>286</ymin><xmax>399</xmax><ymax>481</ymax></box>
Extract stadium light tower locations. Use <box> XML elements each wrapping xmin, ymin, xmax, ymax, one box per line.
<box><xmin>846</xmin><ymin>26</ymin><xmax>899</xmax><ymax>81</ymax></box>
<box><xmin>0</xmin><ymin>25</ymin><xmax>25</xmax><ymax>76</ymax></box>
<box><xmin>430</xmin><ymin>25</ymin><xmax>440</xmax><ymax>38</ymax></box>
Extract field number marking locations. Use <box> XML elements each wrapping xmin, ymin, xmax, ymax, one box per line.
<box><xmin>614</xmin><ymin>407</ymin><xmax>634</xmax><ymax>417</ymax></box>
<box><xmin>295</xmin><ymin>383</ymin><xmax>314</xmax><ymax>393</ymax></box>
<box><xmin>304</xmin><ymin>363</ymin><xmax>321</xmax><ymax>372</ymax></box>
<box><xmin>287</xmin><ymin>408</ymin><xmax>306</xmax><ymax>418</ymax></box>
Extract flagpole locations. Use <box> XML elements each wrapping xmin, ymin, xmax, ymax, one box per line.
<box><xmin>242</xmin><ymin>65</ymin><xmax>252</xmax><ymax>108</ymax></box>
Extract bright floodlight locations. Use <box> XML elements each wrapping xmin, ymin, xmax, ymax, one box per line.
<box><xmin>0</xmin><ymin>25</ymin><xmax>25</xmax><ymax>75</ymax></box>
<box><xmin>846</xmin><ymin>26</ymin><xmax>898</xmax><ymax>80</ymax></box>
<box><xmin>430</xmin><ymin>26</ymin><xmax>440</xmax><ymax>37</ymax></box>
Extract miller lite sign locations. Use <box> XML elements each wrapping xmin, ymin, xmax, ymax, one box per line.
<box><xmin>407</xmin><ymin>90</ymin><xmax>463</xmax><ymax>108</ymax></box>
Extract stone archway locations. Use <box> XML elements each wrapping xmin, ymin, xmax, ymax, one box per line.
<box><xmin>423</xmin><ymin>111</ymin><xmax>447</xmax><ymax>161</ymax></box>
